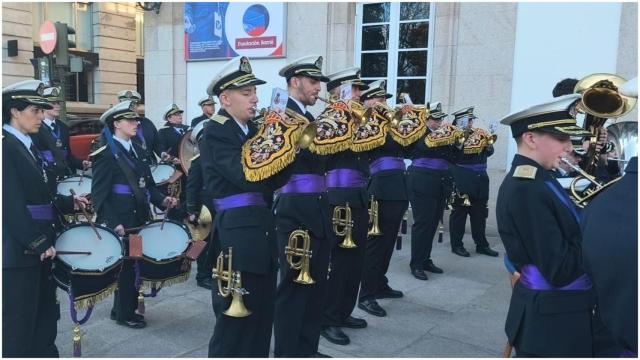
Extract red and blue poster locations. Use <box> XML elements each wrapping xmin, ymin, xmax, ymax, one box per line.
<box><xmin>184</xmin><ymin>2</ymin><xmax>286</xmax><ymax>61</ymax></box>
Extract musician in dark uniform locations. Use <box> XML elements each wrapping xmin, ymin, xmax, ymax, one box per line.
<box><xmin>32</xmin><ymin>86</ymin><xmax>91</xmax><ymax>184</ymax></box>
<box><xmin>157</xmin><ymin>103</ymin><xmax>189</xmax><ymax>221</ymax></box>
<box><xmin>357</xmin><ymin>80</ymin><xmax>406</xmax><ymax>318</ymax></box>
<box><xmin>185</xmin><ymin>119</ymin><xmax>215</xmax><ymax>290</ymax></box>
<box><xmin>200</xmin><ymin>56</ymin><xmax>291</xmax><ymax>357</ymax></box>
<box><xmin>406</xmin><ymin>102</ymin><xmax>461</xmax><ymax>280</ymax></box>
<box><xmin>582</xmin><ymin>156</ymin><xmax>638</xmax><ymax>357</ymax></box>
<box><xmin>2</xmin><ymin>80</ymin><xmax>85</xmax><ymax>357</ymax></box>
<box><xmin>320</xmin><ymin>67</ymin><xmax>371</xmax><ymax>346</ymax></box>
<box><xmin>497</xmin><ymin>94</ymin><xmax>599</xmax><ymax>357</ymax></box>
<box><xmin>272</xmin><ymin>55</ymin><xmax>332</xmax><ymax>357</ymax></box>
<box><xmin>91</xmin><ymin>100</ymin><xmax>178</xmax><ymax>329</ymax></box>
<box><xmin>118</xmin><ymin>90</ymin><xmax>163</xmax><ymax>164</ymax></box>
<box><xmin>191</xmin><ymin>95</ymin><xmax>216</xmax><ymax>128</ymax></box>
<box><xmin>448</xmin><ymin>107</ymin><xmax>499</xmax><ymax>258</ymax></box>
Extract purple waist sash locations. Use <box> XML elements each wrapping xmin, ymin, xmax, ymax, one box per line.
<box><xmin>41</xmin><ymin>150</ymin><xmax>54</xmax><ymax>163</ymax></box>
<box><xmin>458</xmin><ymin>163</ymin><xmax>487</xmax><ymax>172</ymax></box>
<box><xmin>369</xmin><ymin>157</ymin><xmax>406</xmax><ymax>175</ymax></box>
<box><xmin>519</xmin><ymin>264</ymin><xmax>592</xmax><ymax>291</ymax></box>
<box><xmin>280</xmin><ymin>174</ymin><xmax>326</xmax><ymax>194</ymax></box>
<box><xmin>112</xmin><ymin>184</ymin><xmax>150</xmax><ymax>202</ymax></box>
<box><xmin>26</xmin><ymin>204</ymin><xmax>55</xmax><ymax>221</ymax></box>
<box><xmin>213</xmin><ymin>192</ymin><xmax>266</xmax><ymax>212</ymax></box>
<box><xmin>620</xmin><ymin>349</ymin><xmax>637</xmax><ymax>358</ymax></box>
<box><xmin>326</xmin><ymin>169</ymin><xmax>367</xmax><ymax>189</ymax></box>
<box><xmin>412</xmin><ymin>157</ymin><xmax>450</xmax><ymax>170</ymax></box>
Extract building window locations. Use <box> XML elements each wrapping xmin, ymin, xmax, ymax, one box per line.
<box><xmin>32</xmin><ymin>3</ymin><xmax>93</xmax><ymax>51</ymax></box>
<box><xmin>356</xmin><ymin>2</ymin><xmax>434</xmax><ymax>105</ymax></box>
<box><xmin>135</xmin><ymin>10</ymin><xmax>144</xmax><ymax>57</ymax></box>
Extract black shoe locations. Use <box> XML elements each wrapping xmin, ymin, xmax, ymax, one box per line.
<box><xmin>342</xmin><ymin>315</ymin><xmax>367</xmax><ymax>329</ymax></box>
<box><xmin>320</xmin><ymin>326</ymin><xmax>350</xmax><ymax>345</ymax></box>
<box><xmin>358</xmin><ymin>299</ymin><xmax>387</xmax><ymax>317</ymax></box>
<box><xmin>311</xmin><ymin>352</ymin><xmax>332</xmax><ymax>358</ymax></box>
<box><xmin>452</xmin><ymin>246</ymin><xmax>471</xmax><ymax>257</ymax></box>
<box><xmin>197</xmin><ymin>277</ymin><xmax>213</xmax><ymax>290</ymax></box>
<box><xmin>111</xmin><ymin>311</ymin><xmax>144</xmax><ymax>321</ymax></box>
<box><xmin>411</xmin><ymin>268</ymin><xmax>428</xmax><ymax>280</ymax></box>
<box><xmin>376</xmin><ymin>285</ymin><xmax>403</xmax><ymax>299</ymax></box>
<box><xmin>476</xmin><ymin>246</ymin><xmax>499</xmax><ymax>257</ymax></box>
<box><xmin>116</xmin><ymin>318</ymin><xmax>146</xmax><ymax>329</ymax></box>
<box><xmin>423</xmin><ymin>259</ymin><xmax>444</xmax><ymax>274</ymax></box>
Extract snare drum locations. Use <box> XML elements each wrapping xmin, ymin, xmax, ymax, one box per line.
<box><xmin>53</xmin><ymin>223</ymin><xmax>123</xmax><ymax>307</ymax></box>
<box><xmin>57</xmin><ymin>175</ymin><xmax>92</xmax><ymax>197</ymax></box>
<box><xmin>150</xmin><ymin>164</ymin><xmax>176</xmax><ymax>186</ymax></box>
<box><xmin>136</xmin><ymin>219</ymin><xmax>192</xmax><ymax>285</ymax></box>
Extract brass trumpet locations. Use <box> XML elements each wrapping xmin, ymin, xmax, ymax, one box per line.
<box><xmin>460</xmin><ymin>193</ymin><xmax>472</xmax><ymax>207</ymax></box>
<box><xmin>367</xmin><ymin>195</ymin><xmax>382</xmax><ymax>236</ymax></box>
<box><xmin>559</xmin><ymin>157</ymin><xmax>620</xmax><ymax>208</ymax></box>
<box><xmin>332</xmin><ymin>202</ymin><xmax>356</xmax><ymax>248</ymax></box>
<box><xmin>372</xmin><ymin>103</ymin><xmax>402</xmax><ymax>126</ymax></box>
<box><xmin>284</xmin><ymin>108</ymin><xmax>318</xmax><ymax>150</ymax></box>
<box><xmin>285</xmin><ymin>229</ymin><xmax>315</xmax><ymax>285</ymax></box>
<box><xmin>212</xmin><ymin>247</ymin><xmax>252</xmax><ymax>318</ymax></box>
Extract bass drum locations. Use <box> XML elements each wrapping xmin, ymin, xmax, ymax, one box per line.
<box><xmin>53</xmin><ymin>223</ymin><xmax>124</xmax><ymax>307</ymax></box>
<box><xmin>136</xmin><ymin>219</ymin><xmax>192</xmax><ymax>286</ymax></box>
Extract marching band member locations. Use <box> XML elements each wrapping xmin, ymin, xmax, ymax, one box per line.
<box><xmin>191</xmin><ymin>95</ymin><xmax>217</xmax><ymax>128</ymax></box>
<box><xmin>448</xmin><ymin>107</ymin><xmax>499</xmax><ymax>258</ymax></box>
<box><xmin>32</xmin><ymin>86</ymin><xmax>90</xmax><ymax>184</ymax></box>
<box><xmin>320</xmin><ymin>67</ymin><xmax>371</xmax><ymax>346</ymax></box>
<box><xmin>272</xmin><ymin>55</ymin><xmax>332</xmax><ymax>358</ymax></box>
<box><xmin>158</xmin><ymin>103</ymin><xmax>189</xmax><ymax>221</ymax></box>
<box><xmin>357</xmin><ymin>80</ymin><xmax>407</xmax><ymax>318</ymax></box>
<box><xmin>185</xmin><ymin>119</ymin><xmax>215</xmax><ymax>290</ymax></box>
<box><xmin>118</xmin><ymin>90</ymin><xmax>163</xmax><ymax>165</ymax></box>
<box><xmin>497</xmin><ymin>94</ymin><xmax>598</xmax><ymax>357</ymax></box>
<box><xmin>406</xmin><ymin>102</ymin><xmax>461</xmax><ymax>280</ymax></box>
<box><xmin>2</xmin><ymin>80</ymin><xmax>85</xmax><ymax>357</ymax></box>
<box><xmin>200</xmin><ymin>56</ymin><xmax>291</xmax><ymax>357</ymax></box>
<box><xmin>91</xmin><ymin>100</ymin><xmax>178</xmax><ymax>329</ymax></box>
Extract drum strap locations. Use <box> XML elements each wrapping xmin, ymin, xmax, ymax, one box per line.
<box><xmin>115</xmin><ymin>154</ymin><xmax>150</xmax><ymax>220</ymax></box>
<box><xmin>40</xmin><ymin>125</ymin><xmax>70</xmax><ymax>174</ymax></box>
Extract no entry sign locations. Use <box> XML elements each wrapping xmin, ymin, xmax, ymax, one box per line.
<box><xmin>39</xmin><ymin>21</ymin><xmax>57</xmax><ymax>55</ymax></box>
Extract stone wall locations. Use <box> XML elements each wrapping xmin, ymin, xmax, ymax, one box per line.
<box><xmin>2</xmin><ymin>2</ymin><xmax>35</xmax><ymax>86</ymax></box>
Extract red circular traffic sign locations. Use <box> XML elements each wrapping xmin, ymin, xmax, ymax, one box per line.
<box><xmin>39</xmin><ymin>20</ymin><xmax>57</xmax><ymax>54</ymax></box>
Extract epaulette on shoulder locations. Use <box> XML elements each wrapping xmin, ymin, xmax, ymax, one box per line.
<box><xmin>190</xmin><ymin>153</ymin><xmax>200</xmax><ymax>161</ymax></box>
<box><xmin>89</xmin><ymin>145</ymin><xmax>107</xmax><ymax>158</ymax></box>
<box><xmin>513</xmin><ymin>165</ymin><xmax>537</xmax><ymax>179</ymax></box>
<box><xmin>211</xmin><ymin>114</ymin><xmax>229</xmax><ymax>125</ymax></box>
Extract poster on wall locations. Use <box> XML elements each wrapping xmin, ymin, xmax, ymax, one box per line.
<box><xmin>184</xmin><ymin>2</ymin><xmax>286</xmax><ymax>61</ymax></box>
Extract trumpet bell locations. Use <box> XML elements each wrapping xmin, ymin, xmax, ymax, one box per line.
<box><xmin>224</xmin><ymin>292</ymin><xmax>252</xmax><ymax>318</ymax></box>
<box><xmin>368</xmin><ymin>223</ymin><xmax>382</xmax><ymax>236</ymax></box>
<box><xmin>298</xmin><ymin>123</ymin><xmax>318</xmax><ymax>149</ymax></box>
<box><xmin>294</xmin><ymin>268</ymin><xmax>315</xmax><ymax>285</ymax></box>
<box><xmin>575</xmin><ymin>73</ymin><xmax>637</xmax><ymax>118</ymax></box>
<box><xmin>339</xmin><ymin>233</ymin><xmax>357</xmax><ymax>249</ymax></box>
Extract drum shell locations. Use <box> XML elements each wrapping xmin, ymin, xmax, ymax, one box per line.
<box><xmin>136</xmin><ymin>219</ymin><xmax>192</xmax><ymax>283</ymax></box>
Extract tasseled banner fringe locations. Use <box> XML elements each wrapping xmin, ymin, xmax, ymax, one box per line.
<box><xmin>389</xmin><ymin>126</ymin><xmax>427</xmax><ymax>147</ymax></box>
<box><xmin>242</xmin><ymin>147</ymin><xmax>297</xmax><ymax>182</ymax></box>
<box><xmin>308</xmin><ymin>139</ymin><xmax>352</xmax><ymax>155</ymax></box>
<box><xmin>140</xmin><ymin>271</ymin><xmax>191</xmax><ymax>291</ymax></box>
<box><xmin>73</xmin><ymin>283</ymin><xmax>118</xmax><ymax>310</ymax></box>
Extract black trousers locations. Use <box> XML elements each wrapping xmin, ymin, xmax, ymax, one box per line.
<box><xmin>449</xmin><ymin>196</ymin><xmax>490</xmax><ymax>249</ymax></box>
<box><xmin>274</xmin><ymin>229</ymin><xmax>331</xmax><ymax>357</ymax></box>
<box><xmin>195</xmin><ymin>240</ymin><xmax>213</xmax><ymax>282</ymax></box>
<box><xmin>3</xmin><ymin>263</ymin><xmax>59</xmax><ymax>357</ymax></box>
<box><xmin>112</xmin><ymin>258</ymin><xmax>138</xmax><ymax>321</ymax></box>
<box><xmin>208</xmin><ymin>270</ymin><xmax>277</xmax><ymax>357</ymax></box>
<box><xmin>359</xmin><ymin>200</ymin><xmax>408</xmax><ymax>302</ymax></box>
<box><xmin>323</xmin><ymin>207</ymin><xmax>368</xmax><ymax>327</ymax></box>
<box><xmin>408</xmin><ymin>169</ymin><xmax>447</xmax><ymax>270</ymax></box>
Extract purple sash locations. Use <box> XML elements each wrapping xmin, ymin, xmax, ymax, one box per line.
<box><xmin>111</xmin><ymin>184</ymin><xmax>150</xmax><ymax>202</ymax></box>
<box><xmin>519</xmin><ymin>264</ymin><xmax>592</xmax><ymax>291</ymax></box>
<box><xmin>620</xmin><ymin>349</ymin><xmax>637</xmax><ymax>358</ymax></box>
<box><xmin>369</xmin><ymin>157</ymin><xmax>406</xmax><ymax>175</ymax></box>
<box><xmin>458</xmin><ymin>163</ymin><xmax>487</xmax><ymax>172</ymax></box>
<box><xmin>41</xmin><ymin>150</ymin><xmax>55</xmax><ymax>164</ymax></box>
<box><xmin>412</xmin><ymin>157</ymin><xmax>450</xmax><ymax>170</ymax></box>
<box><xmin>213</xmin><ymin>192</ymin><xmax>266</xmax><ymax>212</ymax></box>
<box><xmin>326</xmin><ymin>169</ymin><xmax>367</xmax><ymax>189</ymax></box>
<box><xmin>27</xmin><ymin>204</ymin><xmax>55</xmax><ymax>221</ymax></box>
<box><xmin>280</xmin><ymin>174</ymin><xmax>326</xmax><ymax>194</ymax></box>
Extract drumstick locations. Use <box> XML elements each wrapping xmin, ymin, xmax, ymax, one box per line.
<box><xmin>69</xmin><ymin>189</ymin><xmax>102</xmax><ymax>240</ymax></box>
<box><xmin>160</xmin><ymin>186</ymin><xmax>177</xmax><ymax>231</ymax></box>
<box><xmin>24</xmin><ymin>250</ymin><xmax>92</xmax><ymax>255</ymax></box>
<box><xmin>78</xmin><ymin>156</ymin><xmax>90</xmax><ymax>185</ymax></box>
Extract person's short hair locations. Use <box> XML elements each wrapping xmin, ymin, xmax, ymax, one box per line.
<box><xmin>552</xmin><ymin>78</ymin><xmax>579</xmax><ymax>98</ymax></box>
<box><xmin>2</xmin><ymin>100</ymin><xmax>30</xmax><ymax>124</ymax></box>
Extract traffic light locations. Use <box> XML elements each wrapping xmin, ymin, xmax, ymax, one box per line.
<box><xmin>54</xmin><ymin>22</ymin><xmax>75</xmax><ymax>67</ymax></box>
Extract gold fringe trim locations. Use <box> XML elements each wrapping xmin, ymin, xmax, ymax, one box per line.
<box><xmin>351</xmin><ymin>136</ymin><xmax>386</xmax><ymax>152</ymax></box>
<box><xmin>140</xmin><ymin>270</ymin><xmax>191</xmax><ymax>290</ymax></box>
<box><xmin>242</xmin><ymin>145</ymin><xmax>297</xmax><ymax>182</ymax></box>
<box><xmin>308</xmin><ymin>139</ymin><xmax>352</xmax><ymax>155</ymax></box>
<box><xmin>73</xmin><ymin>283</ymin><xmax>118</xmax><ymax>310</ymax></box>
<box><xmin>390</xmin><ymin>125</ymin><xmax>426</xmax><ymax>147</ymax></box>
<box><xmin>463</xmin><ymin>146</ymin><xmax>485</xmax><ymax>154</ymax></box>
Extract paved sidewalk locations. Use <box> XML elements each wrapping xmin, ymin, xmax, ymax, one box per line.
<box><xmin>54</xmin><ymin>225</ymin><xmax>510</xmax><ymax>358</ymax></box>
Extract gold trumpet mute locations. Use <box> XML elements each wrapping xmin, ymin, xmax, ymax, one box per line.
<box><xmin>298</xmin><ymin>123</ymin><xmax>318</xmax><ymax>150</ymax></box>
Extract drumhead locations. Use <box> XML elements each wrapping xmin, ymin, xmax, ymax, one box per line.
<box><xmin>139</xmin><ymin>220</ymin><xmax>191</xmax><ymax>261</ymax></box>
<box><xmin>57</xmin><ymin>175</ymin><xmax>92</xmax><ymax>197</ymax></box>
<box><xmin>56</xmin><ymin>223</ymin><xmax>123</xmax><ymax>272</ymax></box>
<box><xmin>150</xmin><ymin>164</ymin><xmax>175</xmax><ymax>185</ymax></box>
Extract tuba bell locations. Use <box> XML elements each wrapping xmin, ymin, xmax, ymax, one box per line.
<box><xmin>332</xmin><ymin>202</ymin><xmax>356</xmax><ymax>248</ymax></box>
<box><xmin>367</xmin><ymin>195</ymin><xmax>382</xmax><ymax>236</ymax></box>
<box><xmin>284</xmin><ymin>229</ymin><xmax>315</xmax><ymax>285</ymax></box>
<box><xmin>212</xmin><ymin>247</ymin><xmax>252</xmax><ymax>317</ymax></box>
